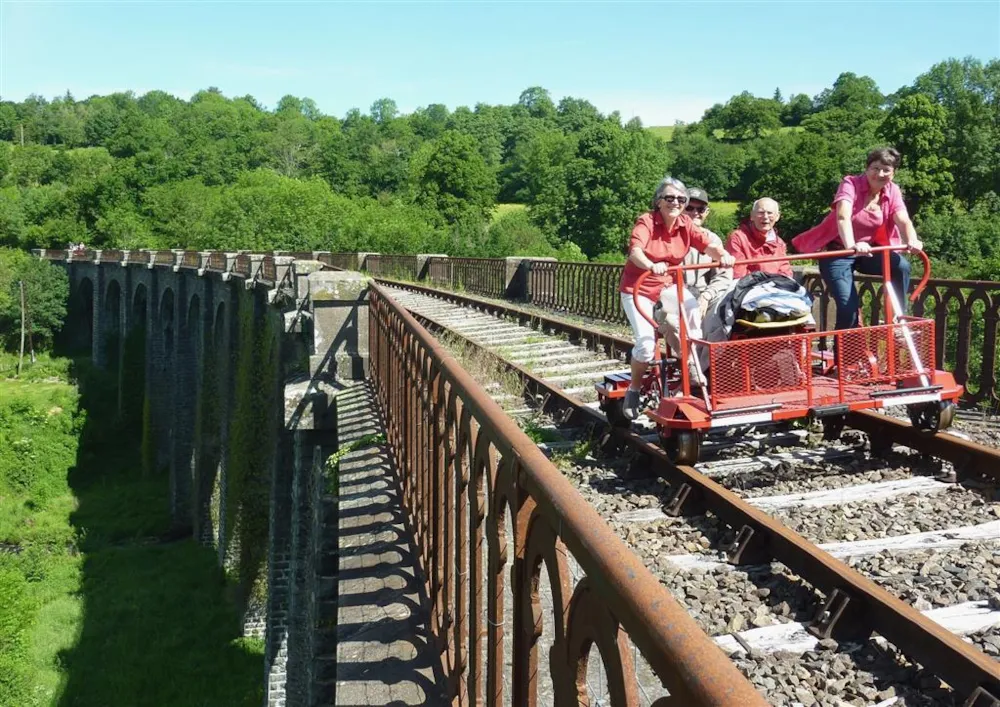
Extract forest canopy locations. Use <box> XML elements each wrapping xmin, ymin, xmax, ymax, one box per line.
<box><xmin>1</xmin><ymin>57</ymin><xmax>997</xmax><ymax>278</ymax></box>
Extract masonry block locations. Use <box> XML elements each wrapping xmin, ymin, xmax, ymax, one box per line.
<box><xmin>308</xmin><ymin>272</ymin><xmax>369</xmax><ymax>381</ymax></box>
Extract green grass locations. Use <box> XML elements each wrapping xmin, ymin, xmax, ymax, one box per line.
<box><xmin>712</xmin><ymin>201</ymin><xmax>739</xmax><ymax>219</ymax></box>
<box><xmin>492</xmin><ymin>203</ymin><xmax>527</xmax><ymax>222</ymax></box>
<box><xmin>0</xmin><ymin>361</ymin><xmax>263</xmax><ymax>707</ymax></box>
<box><xmin>647</xmin><ymin>126</ymin><xmax>675</xmax><ymax>141</ymax></box>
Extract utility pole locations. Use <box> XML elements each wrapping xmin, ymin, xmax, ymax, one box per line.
<box><xmin>17</xmin><ymin>280</ymin><xmax>26</xmax><ymax>376</ymax></box>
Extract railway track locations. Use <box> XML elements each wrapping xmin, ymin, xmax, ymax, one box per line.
<box><xmin>378</xmin><ymin>279</ymin><xmax>1000</xmax><ymax>707</ymax></box>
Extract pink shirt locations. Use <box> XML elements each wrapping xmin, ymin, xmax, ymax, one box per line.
<box><xmin>619</xmin><ymin>212</ymin><xmax>712</xmax><ymax>300</ymax></box>
<box><xmin>791</xmin><ymin>174</ymin><xmax>908</xmax><ymax>254</ymax></box>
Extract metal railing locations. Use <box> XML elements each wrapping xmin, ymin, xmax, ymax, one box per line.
<box><xmin>367</xmin><ymin>282</ymin><xmax>766</xmax><ymax>706</ymax></box>
<box><xmin>805</xmin><ymin>273</ymin><xmax>1000</xmax><ymax>408</ymax></box>
<box><xmin>365</xmin><ymin>254</ymin><xmax>420</xmax><ymax>280</ymax></box>
<box><xmin>526</xmin><ymin>260</ymin><xmax>625</xmax><ymax>324</ymax></box>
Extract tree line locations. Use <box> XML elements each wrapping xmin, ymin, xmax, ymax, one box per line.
<box><xmin>0</xmin><ymin>56</ymin><xmax>997</xmax><ymax>279</ymax></box>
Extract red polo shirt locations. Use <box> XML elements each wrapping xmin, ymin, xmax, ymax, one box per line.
<box><xmin>619</xmin><ymin>212</ymin><xmax>712</xmax><ymax>301</ymax></box>
<box><xmin>726</xmin><ymin>221</ymin><xmax>793</xmax><ymax>279</ymax></box>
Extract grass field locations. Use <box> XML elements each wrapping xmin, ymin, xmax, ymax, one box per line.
<box><xmin>0</xmin><ymin>358</ymin><xmax>263</xmax><ymax>707</ymax></box>
<box><xmin>492</xmin><ymin>202</ymin><xmax>527</xmax><ymax>221</ymax></box>
<box><xmin>647</xmin><ymin>125</ymin><xmax>676</xmax><ymax>141</ymax></box>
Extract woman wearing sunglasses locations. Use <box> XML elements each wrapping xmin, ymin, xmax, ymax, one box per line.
<box><xmin>618</xmin><ymin>176</ymin><xmax>736</xmax><ymax>420</ymax></box>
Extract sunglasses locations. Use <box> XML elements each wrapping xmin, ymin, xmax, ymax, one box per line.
<box><xmin>685</xmin><ymin>205</ymin><xmax>708</xmax><ymax>215</ymax></box>
<box><xmin>659</xmin><ymin>195</ymin><xmax>687</xmax><ymax>205</ymax></box>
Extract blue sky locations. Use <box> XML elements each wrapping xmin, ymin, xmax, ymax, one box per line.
<box><xmin>2</xmin><ymin>1</ymin><xmax>998</xmax><ymax>125</ymax></box>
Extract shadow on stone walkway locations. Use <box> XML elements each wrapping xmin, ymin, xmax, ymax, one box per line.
<box><xmin>335</xmin><ymin>384</ymin><xmax>446</xmax><ymax>706</ymax></box>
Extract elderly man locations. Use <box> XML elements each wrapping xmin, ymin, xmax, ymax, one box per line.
<box><xmin>725</xmin><ymin>198</ymin><xmax>794</xmax><ymax>278</ymax></box>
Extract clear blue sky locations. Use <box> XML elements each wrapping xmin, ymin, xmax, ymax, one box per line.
<box><xmin>2</xmin><ymin>1</ymin><xmax>998</xmax><ymax>125</ymax></box>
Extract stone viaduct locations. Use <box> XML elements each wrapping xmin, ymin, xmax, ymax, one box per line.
<box><xmin>43</xmin><ymin>248</ymin><xmax>374</xmax><ymax>706</ymax></box>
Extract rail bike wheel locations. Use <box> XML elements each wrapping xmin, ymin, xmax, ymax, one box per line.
<box><xmin>600</xmin><ymin>396</ymin><xmax>630</xmax><ymax>429</ymax></box>
<box><xmin>822</xmin><ymin>414</ymin><xmax>846</xmax><ymax>441</ymax></box>
<box><xmin>660</xmin><ymin>430</ymin><xmax>702</xmax><ymax>465</ymax></box>
<box><xmin>908</xmin><ymin>401</ymin><xmax>956</xmax><ymax>432</ymax></box>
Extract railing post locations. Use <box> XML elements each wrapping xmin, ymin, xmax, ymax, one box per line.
<box><xmin>308</xmin><ymin>271</ymin><xmax>370</xmax><ymax>380</ymax></box>
<box><xmin>417</xmin><ymin>253</ymin><xmax>447</xmax><ymax>282</ymax></box>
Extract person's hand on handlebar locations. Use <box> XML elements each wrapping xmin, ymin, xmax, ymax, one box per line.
<box><xmin>718</xmin><ymin>252</ymin><xmax>736</xmax><ymax>268</ymax></box>
<box><xmin>650</xmin><ymin>261</ymin><xmax>667</xmax><ymax>275</ymax></box>
<box><xmin>907</xmin><ymin>238</ymin><xmax>923</xmax><ymax>252</ymax></box>
<box><xmin>853</xmin><ymin>242</ymin><xmax>872</xmax><ymax>256</ymax></box>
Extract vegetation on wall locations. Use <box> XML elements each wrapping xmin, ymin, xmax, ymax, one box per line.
<box><xmin>224</xmin><ymin>289</ymin><xmax>280</xmax><ymax>612</ymax></box>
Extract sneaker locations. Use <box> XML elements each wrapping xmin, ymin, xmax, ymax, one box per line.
<box><xmin>623</xmin><ymin>388</ymin><xmax>641</xmax><ymax>421</ymax></box>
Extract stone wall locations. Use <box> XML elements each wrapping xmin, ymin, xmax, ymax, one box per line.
<box><xmin>54</xmin><ymin>254</ymin><xmax>370</xmax><ymax>706</ymax></box>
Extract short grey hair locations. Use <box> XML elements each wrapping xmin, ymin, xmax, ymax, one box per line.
<box><xmin>651</xmin><ymin>176</ymin><xmax>688</xmax><ymax>210</ymax></box>
<box><xmin>751</xmin><ymin>197</ymin><xmax>780</xmax><ymax>213</ymax></box>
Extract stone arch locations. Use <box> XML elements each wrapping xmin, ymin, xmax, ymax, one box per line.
<box><xmin>67</xmin><ymin>276</ymin><xmax>94</xmax><ymax>355</ymax></box>
<box><xmin>159</xmin><ymin>287</ymin><xmax>175</xmax><ymax>364</ymax></box>
<box><xmin>102</xmin><ymin>279</ymin><xmax>123</xmax><ymax>373</ymax></box>
<box><xmin>121</xmin><ymin>282</ymin><xmax>148</xmax><ymax>428</ymax></box>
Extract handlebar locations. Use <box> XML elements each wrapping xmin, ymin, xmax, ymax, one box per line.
<box><xmin>635</xmin><ymin>245</ymin><xmax>929</xmax><ymax>304</ymax></box>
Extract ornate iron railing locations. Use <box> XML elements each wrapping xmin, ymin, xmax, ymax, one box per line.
<box><xmin>233</xmin><ymin>254</ymin><xmax>252</xmax><ymax>278</ymax></box>
<box><xmin>260</xmin><ymin>256</ymin><xmax>277</xmax><ymax>283</ymax></box>
<box><xmin>805</xmin><ymin>273</ymin><xmax>1000</xmax><ymax>408</ymax></box>
<box><xmin>365</xmin><ymin>254</ymin><xmax>419</xmax><ymax>280</ymax></box>
<box><xmin>526</xmin><ymin>260</ymin><xmax>625</xmax><ymax>324</ymax></box>
<box><xmin>206</xmin><ymin>252</ymin><xmax>227</xmax><ymax>272</ymax></box>
<box><xmin>450</xmin><ymin>257</ymin><xmax>507</xmax><ymax>298</ymax></box>
<box><xmin>98</xmin><ymin>249</ymin><xmax>123</xmax><ymax>263</ymax></box>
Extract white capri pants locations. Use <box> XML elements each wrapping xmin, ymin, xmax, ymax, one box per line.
<box><xmin>621</xmin><ymin>287</ymin><xmax>707</xmax><ymax>373</ymax></box>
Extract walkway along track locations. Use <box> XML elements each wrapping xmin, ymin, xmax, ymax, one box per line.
<box><xmin>378</xmin><ymin>277</ymin><xmax>1000</xmax><ymax>705</ymax></box>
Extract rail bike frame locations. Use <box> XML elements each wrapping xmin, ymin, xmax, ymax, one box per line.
<box><xmin>596</xmin><ymin>245</ymin><xmax>963</xmax><ymax>461</ymax></box>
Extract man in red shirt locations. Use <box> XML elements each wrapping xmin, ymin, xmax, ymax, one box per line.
<box><xmin>725</xmin><ymin>198</ymin><xmax>793</xmax><ymax>278</ymax></box>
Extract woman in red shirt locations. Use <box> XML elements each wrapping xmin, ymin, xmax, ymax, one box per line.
<box><xmin>619</xmin><ymin>177</ymin><xmax>735</xmax><ymax>419</ymax></box>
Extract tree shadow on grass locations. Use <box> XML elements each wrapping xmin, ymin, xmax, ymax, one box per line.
<box><xmin>55</xmin><ymin>362</ymin><xmax>263</xmax><ymax>707</ymax></box>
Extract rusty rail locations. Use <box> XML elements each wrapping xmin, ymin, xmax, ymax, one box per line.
<box><xmin>368</xmin><ymin>282</ymin><xmax>767</xmax><ymax>706</ymax></box>
<box><xmin>384</xmin><ymin>280</ymin><xmax>1000</xmax><ymax>700</ymax></box>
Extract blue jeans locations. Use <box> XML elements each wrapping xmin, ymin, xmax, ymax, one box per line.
<box><xmin>819</xmin><ymin>252</ymin><xmax>911</xmax><ymax>330</ymax></box>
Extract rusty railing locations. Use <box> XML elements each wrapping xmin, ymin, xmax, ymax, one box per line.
<box><xmin>365</xmin><ymin>254</ymin><xmax>420</xmax><ymax>280</ymax></box>
<box><xmin>450</xmin><ymin>257</ymin><xmax>507</xmax><ymax>298</ymax></box>
<box><xmin>232</xmin><ymin>254</ymin><xmax>252</xmax><ymax>277</ymax></box>
<box><xmin>426</xmin><ymin>257</ymin><xmax>453</xmax><ymax>288</ymax></box>
<box><xmin>179</xmin><ymin>250</ymin><xmax>201</xmax><ymax>269</ymax></box>
<box><xmin>260</xmin><ymin>256</ymin><xmax>277</xmax><ymax>283</ymax></box>
<box><xmin>205</xmin><ymin>252</ymin><xmax>227</xmax><ymax>272</ymax></box>
<box><xmin>526</xmin><ymin>260</ymin><xmax>626</xmax><ymax>324</ymax></box>
<box><xmin>98</xmin><ymin>249</ymin><xmax>123</xmax><ymax>263</ymax></box>
<box><xmin>805</xmin><ymin>273</ymin><xmax>1000</xmax><ymax>408</ymax></box>
<box><xmin>367</xmin><ymin>282</ymin><xmax>766</xmax><ymax>706</ymax></box>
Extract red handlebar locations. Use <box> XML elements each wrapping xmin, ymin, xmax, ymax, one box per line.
<box><xmin>634</xmin><ymin>245</ymin><xmax>930</xmax><ymax>305</ymax></box>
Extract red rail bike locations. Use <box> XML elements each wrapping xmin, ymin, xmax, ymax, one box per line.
<box><xmin>596</xmin><ymin>246</ymin><xmax>963</xmax><ymax>464</ymax></box>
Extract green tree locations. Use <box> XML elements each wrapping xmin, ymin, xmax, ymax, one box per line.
<box><xmin>879</xmin><ymin>94</ymin><xmax>953</xmax><ymax>213</ymax></box>
<box><xmin>414</xmin><ymin>130</ymin><xmax>497</xmax><ymax>224</ymax></box>
<box><xmin>0</xmin><ymin>248</ymin><xmax>69</xmax><ymax>350</ymax></box>
<box><xmin>781</xmin><ymin>93</ymin><xmax>813</xmax><ymax>126</ymax></box>
<box><xmin>718</xmin><ymin>92</ymin><xmax>781</xmax><ymax>140</ymax></box>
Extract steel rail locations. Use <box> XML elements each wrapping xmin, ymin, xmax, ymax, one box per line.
<box><xmin>386</xmin><ymin>279</ymin><xmax>1000</xmax><ymax>701</ymax></box>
